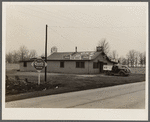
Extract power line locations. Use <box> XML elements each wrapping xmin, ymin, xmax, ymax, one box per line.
<box><xmin>26</xmin><ymin>6</ymin><xmax>146</xmax><ymax>29</ymax></box>
<box><xmin>12</xmin><ymin>6</ymin><xmax>146</xmax><ymax>51</ymax></box>
<box><xmin>18</xmin><ymin>6</ymin><xmax>66</xmax><ymax>24</ymax></box>
<box><xmin>49</xmin><ymin>25</ymin><xmax>146</xmax><ymax>29</ymax></box>
<box><xmin>15</xmin><ymin>6</ymin><xmax>146</xmax><ymax>30</ymax></box>
<box><xmin>49</xmin><ymin>27</ymin><xmax>86</xmax><ymax>51</ymax></box>
<box><xmin>16</xmin><ymin>10</ymin><xmax>52</xmax><ymax>22</ymax></box>
<box><xmin>31</xmin><ymin>6</ymin><xmax>86</xmax><ymax>27</ymax></box>
<box><xmin>10</xmin><ymin>9</ymin><xmax>145</xmax><ymax>44</ymax></box>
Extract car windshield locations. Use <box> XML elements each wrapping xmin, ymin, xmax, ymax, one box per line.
<box><xmin>121</xmin><ymin>66</ymin><xmax>129</xmax><ymax>69</ymax></box>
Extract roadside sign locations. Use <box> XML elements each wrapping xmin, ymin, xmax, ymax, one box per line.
<box><xmin>33</xmin><ymin>59</ymin><xmax>46</xmax><ymax>71</ymax></box>
<box><xmin>103</xmin><ymin>65</ymin><xmax>112</xmax><ymax>71</ymax></box>
<box><xmin>31</xmin><ymin>58</ymin><xmax>47</xmax><ymax>85</ymax></box>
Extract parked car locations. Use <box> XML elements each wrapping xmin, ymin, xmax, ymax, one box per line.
<box><xmin>103</xmin><ymin>64</ymin><xmax>131</xmax><ymax>76</ymax></box>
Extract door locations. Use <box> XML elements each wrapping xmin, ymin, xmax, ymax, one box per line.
<box><xmin>99</xmin><ymin>62</ymin><xmax>107</xmax><ymax>73</ymax></box>
<box><xmin>99</xmin><ymin>62</ymin><xmax>103</xmax><ymax>73</ymax></box>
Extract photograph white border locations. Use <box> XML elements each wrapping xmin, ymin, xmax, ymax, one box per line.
<box><xmin>2</xmin><ymin>2</ymin><xmax>149</xmax><ymax>120</ymax></box>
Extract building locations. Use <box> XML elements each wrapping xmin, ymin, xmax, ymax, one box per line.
<box><xmin>19</xmin><ymin>47</ymin><xmax>118</xmax><ymax>74</ymax></box>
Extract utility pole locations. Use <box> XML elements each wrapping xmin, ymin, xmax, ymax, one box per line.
<box><xmin>45</xmin><ymin>24</ymin><xmax>48</xmax><ymax>82</ymax></box>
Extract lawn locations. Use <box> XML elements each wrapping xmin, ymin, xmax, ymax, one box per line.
<box><xmin>6</xmin><ymin>70</ymin><xmax>145</xmax><ymax>100</ymax></box>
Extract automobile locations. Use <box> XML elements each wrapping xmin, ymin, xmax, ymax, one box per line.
<box><xmin>103</xmin><ymin>64</ymin><xmax>131</xmax><ymax>76</ymax></box>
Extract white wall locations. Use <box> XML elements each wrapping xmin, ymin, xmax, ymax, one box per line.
<box><xmin>19</xmin><ymin>54</ymin><xmax>114</xmax><ymax>74</ymax></box>
<box><xmin>20</xmin><ymin>62</ymin><xmax>44</xmax><ymax>72</ymax></box>
<box><xmin>88</xmin><ymin>54</ymin><xmax>113</xmax><ymax>74</ymax></box>
<box><xmin>46</xmin><ymin>61</ymin><xmax>89</xmax><ymax>74</ymax></box>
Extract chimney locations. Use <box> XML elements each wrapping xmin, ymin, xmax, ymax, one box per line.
<box><xmin>96</xmin><ymin>46</ymin><xmax>103</xmax><ymax>52</ymax></box>
<box><xmin>75</xmin><ymin>47</ymin><xmax>77</xmax><ymax>52</ymax></box>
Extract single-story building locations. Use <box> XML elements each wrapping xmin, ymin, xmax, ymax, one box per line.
<box><xmin>19</xmin><ymin>47</ymin><xmax>118</xmax><ymax>74</ymax></box>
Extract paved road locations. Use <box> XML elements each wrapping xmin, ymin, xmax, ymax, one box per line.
<box><xmin>5</xmin><ymin>82</ymin><xmax>145</xmax><ymax>108</ymax></box>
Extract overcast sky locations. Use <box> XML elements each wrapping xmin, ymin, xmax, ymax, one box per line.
<box><xmin>4</xmin><ymin>2</ymin><xmax>148</xmax><ymax>57</ymax></box>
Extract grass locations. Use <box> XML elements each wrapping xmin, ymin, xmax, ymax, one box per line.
<box><xmin>6</xmin><ymin>70</ymin><xmax>145</xmax><ymax>97</ymax></box>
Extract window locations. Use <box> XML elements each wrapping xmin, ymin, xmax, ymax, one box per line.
<box><xmin>93</xmin><ymin>62</ymin><xmax>98</xmax><ymax>69</ymax></box>
<box><xmin>60</xmin><ymin>61</ymin><xmax>64</xmax><ymax>68</ymax></box>
<box><xmin>76</xmin><ymin>62</ymin><xmax>80</xmax><ymax>68</ymax></box>
<box><xmin>24</xmin><ymin>62</ymin><xmax>27</xmax><ymax>67</ymax></box>
<box><xmin>81</xmin><ymin>62</ymin><xmax>85</xmax><ymax>68</ymax></box>
<box><xmin>76</xmin><ymin>62</ymin><xmax>85</xmax><ymax>68</ymax></box>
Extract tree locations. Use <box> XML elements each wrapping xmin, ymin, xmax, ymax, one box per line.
<box><xmin>139</xmin><ymin>53</ymin><xmax>144</xmax><ymax>66</ymax></box>
<box><xmin>122</xmin><ymin>58</ymin><xmax>127</xmax><ymax>65</ymax></box>
<box><xmin>127</xmin><ymin>50</ymin><xmax>136</xmax><ymax>67</ymax></box>
<box><xmin>98</xmin><ymin>38</ymin><xmax>110</xmax><ymax>54</ymax></box>
<box><xmin>126</xmin><ymin>54</ymin><xmax>130</xmax><ymax>67</ymax></box>
<box><xmin>134</xmin><ymin>51</ymin><xmax>139</xmax><ymax>67</ymax></box>
<box><xmin>118</xmin><ymin>56</ymin><xmax>127</xmax><ymax>65</ymax></box>
<box><xmin>28</xmin><ymin>50</ymin><xmax>38</xmax><ymax>59</ymax></box>
<box><xmin>110</xmin><ymin>50</ymin><xmax>118</xmax><ymax>60</ymax></box>
<box><xmin>12</xmin><ymin>50</ymin><xmax>20</xmax><ymax>63</ymax></box>
<box><xmin>6</xmin><ymin>52</ymin><xmax>13</xmax><ymax>63</ymax></box>
<box><xmin>19</xmin><ymin>45</ymin><xmax>29</xmax><ymax>61</ymax></box>
<box><xmin>143</xmin><ymin>52</ymin><xmax>146</xmax><ymax>67</ymax></box>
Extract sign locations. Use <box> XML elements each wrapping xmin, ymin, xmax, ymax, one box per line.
<box><xmin>31</xmin><ymin>58</ymin><xmax>47</xmax><ymax>85</ymax></box>
<box><xmin>63</xmin><ymin>55</ymin><xmax>70</xmax><ymax>59</ymax></box>
<box><xmin>31</xmin><ymin>58</ymin><xmax>47</xmax><ymax>71</ymax></box>
<box><xmin>82</xmin><ymin>55</ymin><xmax>89</xmax><ymax>60</ymax></box>
<box><xmin>103</xmin><ymin>65</ymin><xmax>113</xmax><ymax>71</ymax></box>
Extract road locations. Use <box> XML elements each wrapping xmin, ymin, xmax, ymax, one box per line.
<box><xmin>5</xmin><ymin>82</ymin><xmax>145</xmax><ymax>108</ymax></box>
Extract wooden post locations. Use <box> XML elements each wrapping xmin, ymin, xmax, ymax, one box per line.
<box><xmin>38</xmin><ymin>70</ymin><xmax>41</xmax><ymax>85</ymax></box>
<box><xmin>45</xmin><ymin>25</ymin><xmax>48</xmax><ymax>82</ymax></box>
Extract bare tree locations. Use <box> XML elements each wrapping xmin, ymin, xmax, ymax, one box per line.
<box><xmin>28</xmin><ymin>50</ymin><xmax>38</xmax><ymax>59</ymax></box>
<box><xmin>110</xmin><ymin>50</ymin><xmax>118</xmax><ymax>60</ymax></box>
<box><xmin>139</xmin><ymin>52</ymin><xmax>144</xmax><ymax>67</ymax></box>
<box><xmin>19</xmin><ymin>45</ymin><xmax>29</xmax><ymax>61</ymax></box>
<box><xmin>6</xmin><ymin>52</ymin><xmax>13</xmax><ymax>63</ymax></box>
<box><xmin>143</xmin><ymin>51</ymin><xmax>146</xmax><ymax>67</ymax></box>
<box><xmin>12</xmin><ymin>50</ymin><xmax>20</xmax><ymax>63</ymax></box>
<box><xmin>98</xmin><ymin>38</ymin><xmax>110</xmax><ymax>54</ymax></box>
<box><xmin>122</xmin><ymin>58</ymin><xmax>127</xmax><ymax>65</ymax></box>
<box><xmin>118</xmin><ymin>56</ymin><xmax>125</xmax><ymax>64</ymax></box>
<box><xmin>134</xmin><ymin>51</ymin><xmax>139</xmax><ymax>67</ymax></box>
<box><xmin>6</xmin><ymin>46</ymin><xmax>38</xmax><ymax>63</ymax></box>
<box><xmin>127</xmin><ymin>50</ymin><xmax>136</xmax><ymax>67</ymax></box>
<box><xmin>126</xmin><ymin>54</ymin><xmax>130</xmax><ymax>67</ymax></box>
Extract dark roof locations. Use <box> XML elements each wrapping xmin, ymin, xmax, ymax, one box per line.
<box><xmin>19</xmin><ymin>51</ymin><xmax>118</xmax><ymax>64</ymax></box>
<box><xmin>47</xmin><ymin>51</ymin><xmax>102</xmax><ymax>61</ymax></box>
<box><xmin>19</xmin><ymin>58</ymin><xmax>45</xmax><ymax>62</ymax></box>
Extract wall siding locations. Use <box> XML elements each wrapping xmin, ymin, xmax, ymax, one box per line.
<box><xmin>88</xmin><ymin>54</ymin><xmax>113</xmax><ymax>74</ymax></box>
<box><xmin>46</xmin><ymin>61</ymin><xmax>89</xmax><ymax>74</ymax></box>
<box><xmin>20</xmin><ymin>62</ymin><xmax>44</xmax><ymax>72</ymax></box>
<box><xmin>19</xmin><ymin>54</ymin><xmax>114</xmax><ymax>74</ymax></box>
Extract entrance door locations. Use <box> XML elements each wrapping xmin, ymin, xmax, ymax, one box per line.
<box><xmin>99</xmin><ymin>62</ymin><xmax>103</xmax><ymax>73</ymax></box>
<box><xmin>99</xmin><ymin>62</ymin><xmax>107</xmax><ymax>73</ymax></box>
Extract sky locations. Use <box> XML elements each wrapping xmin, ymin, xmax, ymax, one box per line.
<box><xmin>3</xmin><ymin>2</ymin><xmax>148</xmax><ymax>57</ymax></box>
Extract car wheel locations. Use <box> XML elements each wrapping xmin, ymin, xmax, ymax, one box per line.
<box><xmin>108</xmin><ymin>72</ymin><xmax>111</xmax><ymax>75</ymax></box>
<box><xmin>120</xmin><ymin>72</ymin><xmax>124</xmax><ymax>76</ymax></box>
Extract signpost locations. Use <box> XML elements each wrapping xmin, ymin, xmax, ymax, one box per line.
<box><xmin>31</xmin><ymin>58</ymin><xmax>47</xmax><ymax>85</ymax></box>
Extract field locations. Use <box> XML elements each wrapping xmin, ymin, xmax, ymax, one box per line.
<box><xmin>6</xmin><ymin>69</ymin><xmax>145</xmax><ymax>101</ymax></box>
<box><xmin>6</xmin><ymin>63</ymin><xmax>146</xmax><ymax>74</ymax></box>
<box><xmin>130</xmin><ymin>67</ymin><xmax>145</xmax><ymax>74</ymax></box>
<box><xmin>5</xmin><ymin>63</ymin><xmax>145</xmax><ymax>102</ymax></box>
<box><xmin>6</xmin><ymin>63</ymin><xmax>20</xmax><ymax>71</ymax></box>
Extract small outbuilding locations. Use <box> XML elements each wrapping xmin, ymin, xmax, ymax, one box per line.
<box><xmin>19</xmin><ymin>47</ymin><xmax>118</xmax><ymax>74</ymax></box>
